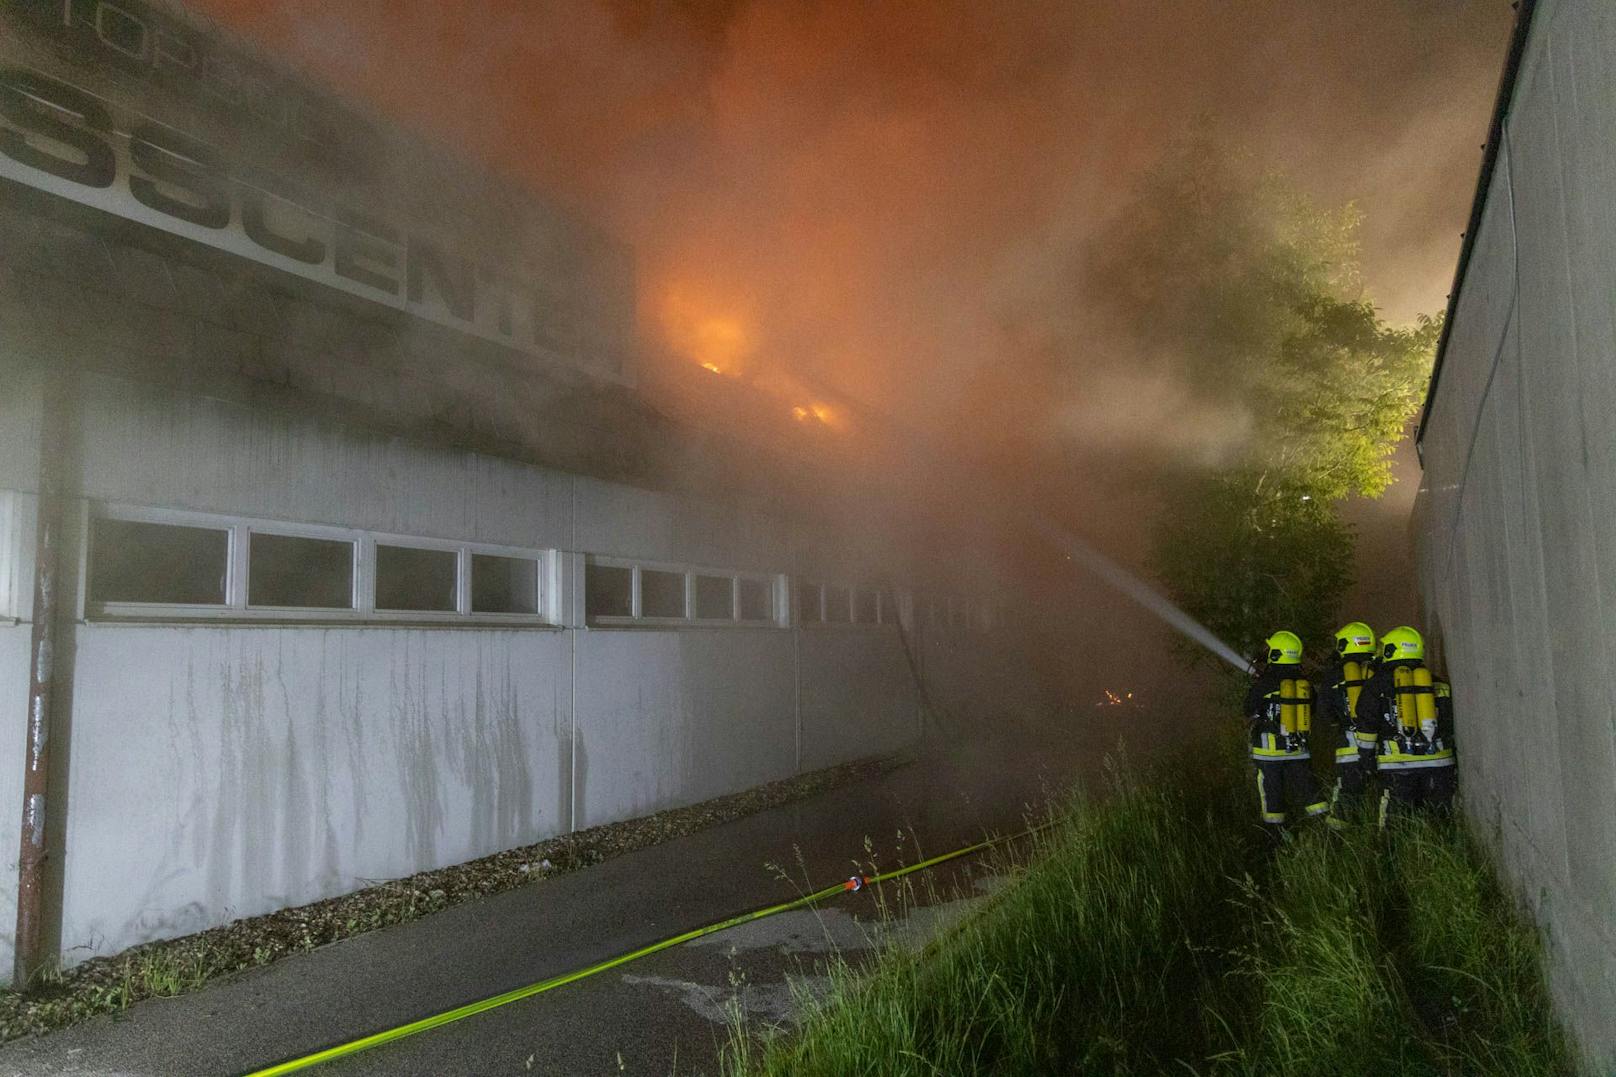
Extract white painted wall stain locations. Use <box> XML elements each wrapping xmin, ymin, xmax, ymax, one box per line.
<box><xmin>56</xmin><ymin>627</ymin><xmax>569</xmax><ymax>963</ymax></box>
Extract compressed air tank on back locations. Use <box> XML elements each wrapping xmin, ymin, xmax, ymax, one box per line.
<box><xmin>1344</xmin><ymin>660</ymin><xmax>1364</xmax><ymax>716</ymax></box>
<box><xmin>1413</xmin><ymin>666</ymin><xmax>1437</xmax><ymax>739</ymax></box>
<box><xmin>1297</xmin><ymin>679</ymin><xmax>1313</xmax><ymax>733</ymax></box>
<box><xmin>1280</xmin><ymin>678</ymin><xmax>1298</xmax><ymax>734</ymax></box>
<box><xmin>1393</xmin><ymin>666</ymin><xmax>1416</xmax><ymax>733</ymax></box>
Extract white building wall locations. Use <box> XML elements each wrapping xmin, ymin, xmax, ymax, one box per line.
<box><xmin>1413</xmin><ymin>0</ymin><xmax>1616</xmax><ymax>1066</ymax></box>
<box><xmin>60</xmin><ymin>627</ymin><xmax>572</xmax><ymax>957</ymax></box>
<box><xmin>73</xmin><ymin>377</ymin><xmax>575</xmax><ymax>550</ymax></box>
<box><xmin>0</xmin><ymin>368</ymin><xmax>1021</xmax><ymax>974</ymax></box>
<box><xmin>797</xmin><ymin>630</ymin><xmax>920</xmax><ymax>773</ymax></box>
<box><xmin>573</xmin><ymin>630</ymin><xmax>798</xmax><ymax>827</ymax></box>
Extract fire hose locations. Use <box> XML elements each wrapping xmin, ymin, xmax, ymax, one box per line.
<box><xmin>243</xmin><ymin>824</ymin><xmax>1043</xmax><ymax>1075</ymax></box>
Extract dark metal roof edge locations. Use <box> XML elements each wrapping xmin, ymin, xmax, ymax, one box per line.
<box><xmin>1414</xmin><ymin>0</ymin><xmax>1540</xmax><ymax>465</ymax></box>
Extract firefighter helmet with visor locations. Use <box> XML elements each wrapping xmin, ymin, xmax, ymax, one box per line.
<box><xmin>1265</xmin><ymin>630</ymin><xmax>1303</xmax><ymax>666</ymax></box>
<box><xmin>1380</xmin><ymin>625</ymin><xmax>1425</xmax><ymax>662</ymax></box>
<box><xmin>1335</xmin><ymin>621</ymin><xmax>1376</xmax><ymax>657</ymax></box>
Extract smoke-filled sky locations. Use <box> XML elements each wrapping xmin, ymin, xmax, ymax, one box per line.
<box><xmin>189</xmin><ymin>1</ymin><xmax>1511</xmax><ymax>452</ymax></box>
<box><xmin>173</xmin><ymin>0</ymin><xmax>1515</xmax><ymax>664</ymax></box>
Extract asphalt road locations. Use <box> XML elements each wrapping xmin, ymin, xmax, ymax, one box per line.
<box><xmin>0</xmin><ymin>714</ymin><xmax>1150</xmax><ymax>1077</ymax></box>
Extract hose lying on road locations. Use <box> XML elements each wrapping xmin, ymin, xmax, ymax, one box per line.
<box><xmin>244</xmin><ymin>825</ymin><xmax>1041</xmax><ymax>1075</ymax></box>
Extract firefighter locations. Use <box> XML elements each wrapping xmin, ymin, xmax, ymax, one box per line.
<box><xmin>1317</xmin><ymin>621</ymin><xmax>1377</xmax><ymax>822</ymax></box>
<box><xmin>1353</xmin><ymin>626</ymin><xmax>1457</xmax><ymax>824</ymax></box>
<box><xmin>1245</xmin><ymin>630</ymin><xmax>1328</xmax><ymax>832</ymax></box>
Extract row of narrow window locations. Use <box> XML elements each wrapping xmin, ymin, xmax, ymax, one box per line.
<box><xmin>89</xmin><ymin>515</ymin><xmax>539</xmax><ymax>616</ymax></box>
<box><xmin>76</xmin><ymin>509</ymin><xmax>994</xmax><ymax>631</ymax></box>
<box><xmin>582</xmin><ymin>561</ymin><xmax>775</xmax><ymax>623</ymax></box>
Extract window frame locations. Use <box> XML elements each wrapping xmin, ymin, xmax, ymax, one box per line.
<box><xmin>582</xmin><ymin>558</ymin><xmax>636</xmax><ymax>622</ymax></box>
<box><xmin>368</xmin><ymin>534</ymin><xmax>467</xmax><ymax>618</ymax></box>
<box><xmin>800</xmin><ymin>580</ymin><xmax>892</xmax><ymax>629</ymax></box>
<box><xmin>635</xmin><ymin>564</ymin><xmax>692</xmax><ymax>625</ymax></box>
<box><xmin>691</xmin><ymin>571</ymin><xmax>738</xmax><ymax>624</ymax></box>
<box><xmin>81</xmin><ymin>502</ymin><xmax>557</xmax><ymax>626</ymax></box>
<box><xmin>82</xmin><ymin>502</ymin><xmax>243</xmax><ymax>620</ymax></box>
<box><xmin>585</xmin><ymin>554</ymin><xmax>781</xmax><ymax>628</ymax></box>
<box><xmin>823</xmin><ymin>583</ymin><xmax>853</xmax><ymax>624</ymax></box>
<box><xmin>0</xmin><ymin>490</ymin><xmax>37</xmax><ymax>623</ymax></box>
<box><xmin>796</xmin><ymin>580</ymin><xmax>825</xmax><ymax>626</ymax></box>
<box><xmin>736</xmin><ymin>574</ymin><xmax>777</xmax><ymax>625</ymax></box>
<box><xmin>464</xmin><ymin>541</ymin><xmax>550</xmax><ymax>622</ymax></box>
<box><xmin>244</xmin><ymin>520</ymin><xmax>363</xmax><ymax>615</ymax></box>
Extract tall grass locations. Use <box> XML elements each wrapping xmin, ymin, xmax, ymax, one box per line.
<box><xmin>1219</xmin><ymin>815</ymin><xmax>1571</xmax><ymax>1076</ymax></box>
<box><xmin>1387</xmin><ymin>819</ymin><xmax>1571</xmax><ymax>1075</ymax></box>
<box><xmin>725</xmin><ymin>741</ymin><xmax>1574</xmax><ymax>1076</ymax></box>
<box><xmin>725</xmin><ymin>744</ymin><xmax>1257</xmax><ymax>1076</ymax></box>
<box><xmin>1221</xmin><ymin>822</ymin><xmax>1435</xmax><ymax>1075</ymax></box>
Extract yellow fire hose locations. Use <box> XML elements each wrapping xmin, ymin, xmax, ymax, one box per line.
<box><xmin>244</xmin><ymin>827</ymin><xmax>1034</xmax><ymax>1075</ymax></box>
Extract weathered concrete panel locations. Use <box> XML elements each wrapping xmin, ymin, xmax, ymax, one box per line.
<box><xmin>797</xmin><ymin>627</ymin><xmax>920</xmax><ymax>772</ymax></box>
<box><xmin>571</xmin><ymin>629</ymin><xmax>796</xmax><ymax>827</ymax></box>
<box><xmin>1415</xmin><ymin>1</ymin><xmax>1616</xmax><ymax>1064</ymax></box>
<box><xmin>1509</xmin><ymin>30</ymin><xmax>1616</xmax><ymax>937</ymax></box>
<box><xmin>1484</xmin><ymin>329</ymin><xmax>1570</xmax><ymax>880</ymax></box>
<box><xmin>74</xmin><ymin>376</ymin><xmax>574</xmax><ymax>549</ymax></box>
<box><xmin>58</xmin><ymin>627</ymin><xmax>570</xmax><ymax>962</ymax></box>
<box><xmin>0</xmin><ymin>368</ymin><xmax>1023</xmax><ymax>977</ymax></box>
<box><xmin>572</xmin><ymin>477</ymin><xmax>793</xmax><ymax>573</ymax></box>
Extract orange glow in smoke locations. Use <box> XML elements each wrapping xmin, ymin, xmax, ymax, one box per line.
<box><xmin>660</xmin><ymin>289</ymin><xmax>750</xmax><ymax>377</ymax></box>
<box><xmin>788</xmin><ymin>402</ymin><xmax>844</xmax><ymax>429</ymax></box>
<box><xmin>660</xmin><ymin>287</ymin><xmax>851</xmax><ymax>434</ymax></box>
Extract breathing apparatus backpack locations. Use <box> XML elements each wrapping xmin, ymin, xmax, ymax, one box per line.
<box><xmin>1253</xmin><ymin>677</ymin><xmax>1312</xmax><ymax>759</ymax></box>
<box><xmin>1378</xmin><ymin>662</ymin><xmax>1455</xmax><ymax>769</ymax></box>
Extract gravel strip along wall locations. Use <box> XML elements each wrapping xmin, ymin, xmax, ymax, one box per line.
<box><xmin>0</xmin><ymin>756</ymin><xmax>902</xmax><ymax>1042</ymax></box>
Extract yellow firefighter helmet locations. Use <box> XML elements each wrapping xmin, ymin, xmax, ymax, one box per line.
<box><xmin>1265</xmin><ymin>630</ymin><xmax>1303</xmax><ymax>665</ymax></box>
<box><xmin>1380</xmin><ymin>625</ymin><xmax>1425</xmax><ymax>662</ymax></box>
<box><xmin>1334</xmin><ymin>621</ymin><xmax>1376</xmax><ymax>657</ymax></box>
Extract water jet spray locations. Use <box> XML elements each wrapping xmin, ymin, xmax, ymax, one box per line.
<box><xmin>793</xmin><ymin>378</ymin><xmax>1252</xmax><ymax>675</ymax></box>
<box><xmin>1024</xmin><ymin>517</ymin><xmax>1250</xmax><ymax>673</ymax></box>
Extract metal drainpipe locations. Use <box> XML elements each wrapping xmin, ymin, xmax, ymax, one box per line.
<box><xmin>792</xmin><ymin>614</ymin><xmax>802</xmax><ymax>775</ymax></box>
<box><xmin>14</xmin><ymin>367</ymin><xmax>71</xmax><ymax>988</ymax></box>
<box><xmin>568</xmin><ymin>475</ymin><xmax>578</xmax><ymax>833</ymax></box>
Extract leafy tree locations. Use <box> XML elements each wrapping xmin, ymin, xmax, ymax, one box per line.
<box><xmin>1153</xmin><ymin>472</ymin><xmax>1354</xmax><ymax>661</ymax></box>
<box><xmin>1089</xmin><ymin>136</ymin><xmax>1438</xmax><ymax>663</ymax></box>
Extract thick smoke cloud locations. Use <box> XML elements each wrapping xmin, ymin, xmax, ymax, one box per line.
<box><xmin>170</xmin><ymin>0</ymin><xmax>1515</xmax><ymax>704</ymax></box>
<box><xmin>188</xmin><ymin>0</ymin><xmax>1511</xmax><ymax>473</ymax></box>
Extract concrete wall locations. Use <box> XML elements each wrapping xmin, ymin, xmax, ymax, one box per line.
<box><xmin>1413</xmin><ymin>0</ymin><xmax>1616</xmax><ymax>1065</ymax></box>
<box><xmin>0</xmin><ymin>370</ymin><xmax>1024</xmax><ymax>977</ymax></box>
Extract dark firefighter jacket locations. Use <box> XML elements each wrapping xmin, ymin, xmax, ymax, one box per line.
<box><xmin>1316</xmin><ymin>657</ymin><xmax>1373</xmax><ymax>759</ymax></box>
<box><xmin>1244</xmin><ymin>665</ymin><xmax>1312</xmax><ymax>761</ymax></box>
<box><xmin>1353</xmin><ymin>659</ymin><xmax>1457</xmax><ymax>769</ymax></box>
